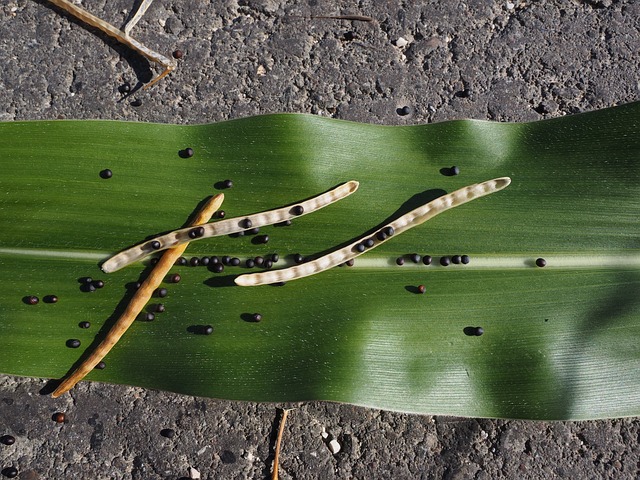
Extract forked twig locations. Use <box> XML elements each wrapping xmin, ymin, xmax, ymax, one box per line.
<box><xmin>51</xmin><ymin>194</ymin><xmax>224</xmax><ymax>398</ymax></box>
<box><xmin>44</xmin><ymin>0</ymin><xmax>176</xmax><ymax>89</ymax></box>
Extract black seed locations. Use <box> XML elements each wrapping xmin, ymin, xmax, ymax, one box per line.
<box><xmin>156</xmin><ymin>288</ymin><xmax>168</xmax><ymax>298</ymax></box>
<box><xmin>422</xmin><ymin>255</ymin><xmax>432</xmax><ymax>265</ymax></box>
<box><xmin>82</xmin><ymin>277</ymin><xmax>93</xmax><ymax>284</ymax></box>
<box><xmin>210</xmin><ymin>256</ymin><xmax>219</xmax><ymax>264</ymax></box>
<box><xmin>293</xmin><ymin>253</ymin><xmax>304</xmax><ymax>264</ymax></box>
<box><xmin>245</xmin><ymin>259</ymin><xmax>255</xmax><ymax>268</ymax></box>
<box><xmin>143</xmin><ymin>312</ymin><xmax>155</xmax><ymax>321</ymax></box>
<box><xmin>241</xmin><ymin>218</ymin><xmax>252</xmax><ymax>229</ymax></box>
<box><xmin>252</xmin><ymin>313</ymin><xmax>263</xmax><ymax>322</ymax></box>
<box><xmin>256</xmin><ymin>234</ymin><xmax>269</xmax><ymax>244</ymax></box>
<box><xmin>398</xmin><ymin>105</ymin><xmax>411</xmax><ymax>116</ymax></box>
<box><xmin>169</xmin><ymin>273</ymin><xmax>181</xmax><ymax>283</ymax></box>
<box><xmin>461</xmin><ymin>255</ymin><xmax>470</xmax><ymax>264</ymax></box>
<box><xmin>278</xmin><ymin>219</ymin><xmax>292</xmax><ymax>227</ymax></box>
<box><xmin>95</xmin><ymin>361</ymin><xmax>106</xmax><ymax>370</ymax></box>
<box><xmin>160</xmin><ymin>428</ymin><xmax>175</xmax><ymax>438</ymax></box>
<box><xmin>452</xmin><ymin>255</ymin><xmax>462</xmax><ymax>264</ymax></box>
<box><xmin>2</xmin><ymin>467</ymin><xmax>18</xmax><ymax>478</ymax></box>
<box><xmin>215</xmin><ymin>210</ymin><xmax>226</xmax><ymax>219</ymax></box>
<box><xmin>150</xmin><ymin>258</ymin><xmax>159</xmax><ymax>266</ymax></box>
<box><xmin>93</xmin><ymin>279</ymin><xmax>105</xmax><ymax>288</ymax></box>
<box><xmin>53</xmin><ymin>412</ymin><xmax>66</xmax><ymax>423</ymax></box>
<box><xmin>355</xmin><ymin>243</ymin><xmax>365</xmax><ymax>253</ymax></box>
<box><xmin>474</xmin><ymin>327</ymin><xmax>484</xmax><ymax>336</ymax></box>
<box><xmin>263</xmin><ymin>259</ymin><xmax>273</xmax><ymax>269</ymax></box>
<box><xmin>222</xmin><ymin>179</ymin><xmax>233</xmax><ymax>189</ymax></box>
<box><xmin>85</xmin><ymin>283</ymin><xmax>96</xmax><ymax>292</ymax></box>
<box><xmin>195</xmin><ymin>226</ymin><xmax>205</xmax><ymax>237</ymax></box>
<box><xmin>271</xmin><ymin>253</ymin><xmax>279</xmax><ymax>263</ymax></box>
<box><xmin>203</xmin><ymin>325</ymin><xmax>214</xmax><ymax>335</ymax></box>
<box><xmin>155</xmin><ymin>303</ymin><xmax>165</xmax><ymax>313</ymax></box>
<box><xmin>189</xmin><ymin>257</ymin><xmax>200</xmax><ymax>267</ymax></box>
<box><xmin>189</xmin><ymin>226</ymin><xmax>205</xmax><ymax>239</ymax></box>
<box><xmin>118</xmin><ymin>83</ymin><xmax>131</xmax><ymax>94</ymax></box>
<box><xmin>536</xmin><ymin>258</ymin><xmax>547</xmax><ymax>268</ymax></box>
<box><xmin>396</xmin><ymin>257</ymin><xmax>405</xmax><ymax>266</ymax></box>
<box><xmin>418</xmin><ymin>285</ymin><xmax>426</xmax><ymax>294</ymax></box>
<box><xmin>183</xmin><ymin>147</ymin><xmax>194</xmax><ymax>158</ymax></box>
<box><xmin>450</xmin><ymin>166</ymin><xmax>460</xmax><ymax>175</ymax></box>
<box><xmin>222</xmin><ymin>256</ymin><xmax>231</xmax><ymax>265</ymax></box>
<box><xmin>66</xmin><ymin>339</ymin><xmax>81</xmax><ymax>348</ymax></box>
<box><xmin>26</xmin><ymin>295</ymin><xmax>39</xmax><ymax>305</ymax></box>
<box><xmin>130</xmin><ymin>98</ymin><xmax>143</xmax><ymax>107</ymax></box>
<box><xmin>230</xmin><ymin>257</ymin><xmax>240</xmax><ymax>266</ymax></box>
<box><xmin>201</xmin><ymin>256</ymin><xmax>210</xmax><ymax>266</ymax></box>
<box><xmin>176</xmin><ymin>257</ymin><xmax>187</xmax><ymax>266</ymax></box>
<box><xmin>212</xmin><ymin>263</ymin><xmax>224</xmax><ymax>273</ymax></box>
<box><xmin>78</xmin><ymin>321</ymin><xmax>90</xmax><ymax>329</ymax></box>
<box><xmin>440</xmin><ymin>256</ymin><xmax>451</xmax><ymax>266</ymax></box>
<box><xmin>344</xmin><ymin>31</ymin><xmax>355</xmax><ymax>41</ymax></box>
<box><xmin>0</xmin><ymin>435</ymin><xmax>16</xmax><ymax>446</ymax></box>
<box><xmin>133</xmin><ymin>282</ymin><xmax>142</xmax><ymax>290</ymax></box>
<box><xmin>346</xmin><ymin>259</ymin><xmax>355</xmax><ymax>267</ymax></box>
<box><xmin>99</xmin><ymin>169</ymin><xmax>113</xmax><ymax>179</ymax></box>
<box><xmin>254</xmin><ymin>256</ymin><xmax>264</xmax><ymax>266</ymax></box>
<box><xmin>246</xmin><ymin>227</ymin><xmax>260</xmax><ymax>235</ymax></box>
<box><xmin>172</xmin><ymin>49</ymin><xmax>183</xmax><ymax>59</ymax></box>
<box><xmin>291</xmin><ymin>205</ymin><xmax>304</xmax><ymax>216</ymax></box>
<box><xmin>384</xmin><ymin>226</ymin><xmax>395</xmax><ymax>237</ymax></box>
<box><xmin>150</xmin><ymin>240</ymin><xmax>161</xmax><ymax>250</ymax></box>
<box><xmin>410</xmin><ymin>253</ymin><xmax>421</xmax><ymax>263</ymax></box>
<box><xmin>364</xmin><ymin>238</ymin><xmax>375</xmax><ymax>248</ymax></box>
<box><xmin>377</xmin><ymin>231</ymin><xmax>388</xmax><ymax>241</ymax></box>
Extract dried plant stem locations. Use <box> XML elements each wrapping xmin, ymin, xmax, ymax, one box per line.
<box><xmin>236</xmin><ymin>177</ymin><xmax>511</xmax><ymax>286</ymax></box>
<box><xmin>45</xmin><ymin>0</ymin><xmax>176</xmax><ymax>89</ymax></box>
<box><xmin>51</xmin><ymin>194</ymin><xmax>224</xmax><ymax>398</ymax></box>
<box><xmin>122</xmin><ymin>0</ymin><xmax>155</xmax><ymax>35</ymax></box>
<box><xmin>272</xmin><ymin>408</ymin><xmax>292</xmax><ymax>480</ymax></box>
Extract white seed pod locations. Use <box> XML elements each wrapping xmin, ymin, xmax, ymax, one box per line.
<box><xmin>235</xmin><ymin>177</ymin><xmax>511</xmax><ymax>286</ymax></box>
<box><xmin>102</xmin><ymin>181</ymin><xmax>359</xmax><ymax>273</ymax></box>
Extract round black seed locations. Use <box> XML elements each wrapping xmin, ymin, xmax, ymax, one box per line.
<box><xmin>254</xmin><ymin>256</ymin><xmax>264</xmax><ymax>266</ymax></box>
<box><xmin>271</xmin><ymin>253</ymin><xmax>279</xmax><ymax>263</ymax></box>
<box><xmin>53</xmin><ymin>412</ymin><xmax>66</xmax><ymax>423</ymax></box>
<box><xmin>230</xmin><ymin>257</ymin><xmax>240</xmax><ymax>266</ymax></box>
<box><xmin>203</xmin><ymin>325</ymin><xmax>214</xmax><ymax>335</ymax></box>
<box><xmin>291</xmin><ymin>205</ymin><xmax>304</xmax><ymax>216</ymax></box>
<box><xmin>0</xmin><ymin>435</ymin><xmax>16</xmax><ymax>446</ymax></box>
<box><xmin>2</xmin><ymin>467</ymin><xmax>18</xmax><ymax>478</ymax></box>
<box><xmin>474</xmin><ymin>326</ymin><xmax>484</xmax><ymax>336</ymax></box>
<box><xmin>160</xmin><ymin>428</ymin><xmax>175</xmax><ymax>439</ymax></box>
<box><xmin>418</xmin><ymin>285</ymin><xmax>426</xmax><ymax>294</ymax></box>
<box><xmin>99</xmin><ymin>169</ymin><xmax>113</xmax><ymax>179</ymax></box>
<box><xmin>155</xmin><ymin>303</ymin><xmax>165</xmax><ymax>313</ymax></box>
<box><xmin>195</xmin><ymin>226</ymin><xmax>205</xmax><ymax>237</ymax></box>
<box><xmin>130</xmin><ymin>98</ymin><xmax>143</xmax><ymax>107</ymax></box>
<box><xmin>93</xmin><ymin>279</ymin><xmax>105</xmax><ymax>289</ymax></box>
<box><xmin>150</xmin><ymin>240</ymin><xmax>161</xmax><ymax>250</ymax></box>
<box><xmin>172</xmin><ymin>49</ymin><xmax>183</xmax><ymax>59</ymax></box>
<box><xmin>143</xmin><ymin>312</ymin><xmax>155</xmax><ymax>321</ymax></box>
<box><xmin>440</xmin><ymin>256</ymin><xmax>451</xmax><ymax>266</ymax></box>
<box><xmin>396</xmin><ymin>257</ymin><xmax>405</xmax><ymax>266</ymax></box>
<box><xmin>398</xmin><ymin>105</ymin><xmax>411</xmax><ymax>116</ymax></box>
<box><xmin>149</xmin><ymin>258</ymin><xmax>159</xmax><ymax>266</ymax></box>
<box><xmin>222</xmin><ymin>179</ymin><xmax>233</xmax><ymax>189</ymax></box>
<box><xmin>452</xmin><ymin>255</ymin><xmax>462</xmax><ymax>264</ymax></box>
<box><xmin>215</xmin><ymin>210</ymin><xmax>226</xmax><ymax>219</ymax></box>
<box><xmin>422</xmin><ymin>255</ymin><xmax>432</xmax><ymax>265</ymax></box>
<box><xmin>346</xmin><ymin>259</ymin><xmax>355</xmax><ymax>267</ymax></box>
<box><xmin>242</xmin><ymin>218</ymin><xmax>253</xmax><ymax>229</ymax></box>
<box><xmin>95</xmin><ymin>361</ymin><xmax>106</xmax><ymax>370</ymax></box>
<box><xmin>450</xmin><ymin>166</ymin><xmax>460</xmax><ymax>175</ymax></box>
<box><xmin>200</xmin><ymin>256</ymin><xmax>211</xmax><ymax>266</ymax></box>
<box><xmin>246</xmin><ymin>227</ymin><xmax>260</xmax><ymax>235</ymax></box>
<box><xmin>256</xmin><ymin>235</ymin><xmax>269</xmax><ymax>244</ymax></box>
<box><xmin>26</xmin><ymin>295</ymin><xmax>39</xmax><ymax>305</ymax></box>
<box><xmin>279</xmin><ymin>219</ymin><xmax>292</xmax><ymax>227</ymax></box>
<box><xmin>210</xmin><ymin>256</ymin><xmax>219</xmax><ymax>264</ymax></box>
<box><xmin>384</xmin><ymin>226</ymin><xmax>395</xmax><ymax>237</ymax></box>
<box><xmin>263</xmin><ymin>259</ymin><xmax>273</xmax><ymax>269</ymax></box>
<box><xmin>212</xmin><ymin>263</ymin><xmax>224</xmax><ymax>273</ymax></box>
<box><xmin>78</xmin><ymin>321</ymin><xmax>90</xmax><ymax>329</ymax></box>
<box><xmin>377</xmin><ymin>231</ymin><xmax>388</xmax><ymax>241</ymax></box>
<box><xmin>183</xmin><ymin>147</ymin><xmax>194</xmax><ymax>158</ymax></box>
<box><xmin>189</xmin><ymin>226</ymin><xmax>204</xmax><ymax>239</ymax></box>
<box><xmin>176</xmin><ymin>257</ymin><xmax>187</xmax><ymax>266</ymax></box>
<box><xmin>157</xmin><ymin>288</ymin><xmax>168</xmax><ymax>298</ymax></box>
<box><xmin>189</xmin><ymin>257</ymin><xmax>200</xmax><ymax>267</ymax></box>
<box><xmin>66</xmin><ymin>339</ymin><xmax>81</xmax><ymax>348</ymax></box>
<box><xmin>536</xmin><ymin>258</ymin><xmax>547</xmax><ymax>268</ymax></box>
<box><xmin>169</xmin><ymin>273</ymin><xmax>181</xmax><ymax>283</ymax></box>
<box><xmin>355</xmin><ymin>243</ymin><xmax>365</xmax><ymax>253</ymax></box>
<box><xmin>133</xmin><ymin>282</ymin><xmax>142</xmax><ymax>290</ymax></box>
<box><xmin>364</xmin><ymin>238</ymin><xmax>375</xmax><ymax>248</ymax></box>
<box><xmin>245</xmin><ymin>259</ymin><xmax>255</xmax><ymax>268</ymax></box>
<box><xmin>85</xmin><ymin>283</ymin><xmax>96</xmax><ymax>292</ymax></box>
<box><xmin>118</xmin><ymin>82</ymin><xmax>131</xmax><ymax>94</ymax></box>
<box><xmin>410</xmin><ymin>253</ymin><xmax>421</xmax><ymax>263</ymax></box>
<box><xmin>293</xmin><ymin>253</ymin><xmax>304</xmax><ymax>264</ymax></box>
<box><xmin>83</xmin><ymin>277</ymin><xmax>93</xmax><ymax>284</ymax></box>
<box><xmin>252</xmin><ymin>313</ymin><xmax>263</xmax><ymax>322</ymax></box>
<box><xmin>222</xmin><ymin>256</ymin><xmax>231</xmax><ymax>265</ymax></box>
<box><xmin>461</xmin><ymin>255</ymin><xmax>470</xmax><ymax>264</ymax></box>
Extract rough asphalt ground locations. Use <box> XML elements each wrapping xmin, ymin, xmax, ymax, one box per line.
<box><xmin>1</xmin><ymin>0</ymin><xmax>640</xmax><ymax>478</ymax></box>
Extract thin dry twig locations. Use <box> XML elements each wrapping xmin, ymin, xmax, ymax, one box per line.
<box><xmin>122</xmin><ymin>0</ymin><xmax>155</xmax><ymax>35</ymax></box>
<box><xmin>272</xmin><ymin>408</ymin><xmax>293</xmax><ymax>480</ymax></box>
<box><xmin>44</xmin><ymin>0</ymin><xmax>176</xmax><ymax>89</ymax></box>
<box><xmin>51</xmin><ymin>194</ymin><xmax>224</xmax><ymax>398</ymax></box>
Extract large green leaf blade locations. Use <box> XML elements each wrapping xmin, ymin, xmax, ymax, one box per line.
<box><xmin>1</xmin><ymin>102</ymin><xmax>639</xmax><ymax>420</ymax></box>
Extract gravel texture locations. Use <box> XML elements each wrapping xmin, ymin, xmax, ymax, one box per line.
<box><xmin>1</xmin><ymin>0</ymin><xmax>639</xmax><ymax>478</ymax></box>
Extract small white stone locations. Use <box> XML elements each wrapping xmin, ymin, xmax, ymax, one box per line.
<box><xmin>328</xmin><ymin>439</ymin><xmax>341</xmax><ymax>454</ymax></box>
<box><xmin>321</xmin><ymin>429</ymin><xmax>329</xmax><ymax>440</ymax></box>
<box><xmin>395</xmin><ymin>37</ymin><xmax>409</xmax><ymax>48</ymax></box>
<box><xmin>506</xmin><ymin>1</ymin><xmax>515</xmax><ymax>9</ymax></box>
<box><xmin>188</xmin><ymin>466</ymin><xmax>201</xmax><ymax>479</ymax></box>
<box><xmin>257</xmin><ymin>65</ymin><xmax>267</xmax><ymax>76</ymax></box>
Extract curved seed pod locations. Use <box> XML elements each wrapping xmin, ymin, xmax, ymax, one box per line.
<box><xmin>51</xmin><ymin>194</ymin><xmax>225</xmax><ymax>398</ymax></box>
<box><xmin>235</xmin><ymin>177</ymin><xmax>511</xmax><ymax>286</ymax></box>
<box><xmin>102</xmin><ymin>181</ymin><xmax>359</xmax><ymax>273</ymax></box>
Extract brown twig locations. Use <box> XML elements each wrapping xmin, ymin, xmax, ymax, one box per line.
<box><xmin>272</xmin><ymin>408</ymin><xmax>293</xmax><ymax>480</ymax></box>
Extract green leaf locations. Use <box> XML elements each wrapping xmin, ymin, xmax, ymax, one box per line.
<box><xmin>1</xmin><ymin>102</ymin><xmax>639</xmax><ymax>420</ymax></box>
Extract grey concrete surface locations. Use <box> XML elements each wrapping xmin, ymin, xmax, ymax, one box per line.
<box><xmin>1</xmin><ymin>0</ymin><xmax>639</xmax><ymax>478</ymax></box>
